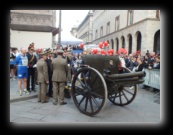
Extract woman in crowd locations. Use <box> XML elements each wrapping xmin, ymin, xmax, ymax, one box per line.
<box><xmin>134</xmin><ymin>58</ymin><xmax>144</xmax><ymax>72</ymax></box>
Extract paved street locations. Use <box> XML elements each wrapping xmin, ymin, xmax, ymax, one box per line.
<box><xmin>10</xmin><ymin>78</ymin><xmax>161</xmax><ymax>124</ymax></box>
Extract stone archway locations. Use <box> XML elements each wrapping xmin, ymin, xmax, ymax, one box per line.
<box><xmin>136</xmin><ymin>31</ymin><xmax>142</xmax><ymax>51</ymax></box>
<box><xmin>154</xmin><ymin>30</ymin><xmax>160</xmax><ymax>54</ymax></box>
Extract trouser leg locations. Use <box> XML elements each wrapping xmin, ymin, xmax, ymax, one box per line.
<box><xmin>35</xmin><ymin>68</ymin><xmax>38</xmax><ymax>85</ymax></box>
<box><xmin>27</xmin><ymin>68</ymin><xmax>31</xmax><ymax>90</ymax></box>
<box><xmin>31</xmin><ymin>68</ymin><xmax>35</xmax><ymax>91</ymax></box>
<box><xmin>38</xmin><ymin>83</ymin><xmax>41</xmax><ymax>101</ymax></box>
<box><xmin>53</xmin><ymin>81</ymin><xmax>58</xmax><ymax>103</ymax></box>
<box><xmin>48</xmin><ymin>76</ymin><xmax>53</xmax><ymax>96</ymax></box>
<box><xmin>41</xmin><ymin>83</ymin><xmax>47</xmax><ymax>102</ymax></box>
<box><xmin>59</xmin><ymin>82</ymin><xmax>65</xmax><ymax>103</ymax></box>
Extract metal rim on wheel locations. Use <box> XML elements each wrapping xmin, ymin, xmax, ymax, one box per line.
<box><xmin>71</xmin><ymin>67</ymin><xmax>107</xmax><ymax>116</ymax></box>
<box><xmin>108</xmin><ymin>67</ymin><xmax>138</xmax><ymax>106</ymax></box>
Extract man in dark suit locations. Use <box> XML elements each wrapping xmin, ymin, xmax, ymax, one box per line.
<box><xmin>26</xmin><ymin>43</ymin><xmax>37</xmax><ymax>92</ymax></box>
<box><xmin>51</xmin><ymin>49</ymin><xmax>68</xmax><ymax>105</ymax></box>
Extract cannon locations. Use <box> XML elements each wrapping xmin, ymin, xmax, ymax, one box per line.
<box><xmin>70</xmin><ymin>55</ymin><xmax>146</xmax><ymax>116</ymax></box>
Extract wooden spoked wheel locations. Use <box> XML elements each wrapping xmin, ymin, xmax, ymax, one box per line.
<box><xmin>71</xmin><ymin>67</ymin><xmax>107</xmax><ymax>116</ymax></box>
<box><xmin>108</xmin><ymin>67</ymin><xmax>138</xmax><ymax>106</ymax></box>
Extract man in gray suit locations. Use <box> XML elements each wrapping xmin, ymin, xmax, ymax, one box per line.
<box><xmin>36</xmin><ymin>51</ymin><xmax>49</xmax><ymax>103</ymax></box>
<box><xmin>52</xmin><ymin>49</ymin><xmax>68</xmax><ymax>105</ymax></box>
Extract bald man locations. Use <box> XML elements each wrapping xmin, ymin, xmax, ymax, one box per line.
<box><xmin>15</xmin><ymin>47</ymin><xmax>30</xmax><ymax>96</ymax></box>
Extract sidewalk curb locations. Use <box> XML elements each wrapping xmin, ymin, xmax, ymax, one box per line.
<box><xmin>10</xmin><ymin>95</ymin><xmax>38</xmax><ymax>103</ymax></box>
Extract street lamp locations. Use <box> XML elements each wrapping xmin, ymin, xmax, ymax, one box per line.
<box><xmin>58</xmin><ymin>10</ymin><xmax>61</xmax><ymax>49</ymax></box>
<box><xmin>52</xmin><ymin>10</ymin><xmax>54</xmax><ymax>48</ymax></box>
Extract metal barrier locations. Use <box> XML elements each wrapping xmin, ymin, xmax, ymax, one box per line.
<box><xmin>143</xmin><ymin>68</ymin><xmax>160</xmax><ymax>90</ymax></box>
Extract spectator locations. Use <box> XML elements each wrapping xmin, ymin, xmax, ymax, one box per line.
<box><xmin>135</xmin><ymin>58</ymin><xmax>144</xmax><ymax>72</ymax></box>
<box><xmin>15</xmin><ymin>47</ymin><xmax>29</xmax><ymax>96</ymax></box>
<box><xmin>126</xmin><ymin>54</ymin><xmax>138</xmax><ymax>71</ymax></box>
<box><xmin>151</xmin><ymin>56</ymin><xmax>160</xmax><ymax>70</ymax></box>
<box><xmin>10</xmin><ymin>47</ymin><xmax>16</xmax><ymax>80</ymax></box>
<box><xmin>26</xmin><ymin>43</ymin><xmax>37</xmax><ymax>92</ymax></box>
<box><xmin>71</xmin><ymin>57</ymin><xmax>78</xmax><ymax>80</ymax></box>
<box><xmin>77</xmin><ymin>55</ymin><xmax>84</xmax><ymax>67</ymax></box>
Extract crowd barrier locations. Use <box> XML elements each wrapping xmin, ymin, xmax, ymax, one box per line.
<box><xmin>143</xmin><ymin>68</ymin><xmax>160</xmax><ymax>90</ymax></box>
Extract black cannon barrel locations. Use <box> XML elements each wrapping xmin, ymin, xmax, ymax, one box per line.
<box><xmin>106</xmin><ymin>71</ymin><xmax>146</xmax><ymax>79</ymax></box>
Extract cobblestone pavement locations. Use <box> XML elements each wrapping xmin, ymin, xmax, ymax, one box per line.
<box><xmin>10</xmin><ymin>78</ymin><xmax>161</xmax><ymax>124</ymax></box>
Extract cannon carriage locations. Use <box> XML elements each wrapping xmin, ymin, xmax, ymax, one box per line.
<box><xmin>70</xmin><ymin>55</ymin><xmax>146</xmax><ymax>116</ymax></box>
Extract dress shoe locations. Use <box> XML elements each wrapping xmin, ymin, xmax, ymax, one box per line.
<box><xmin>59</xmin><ymin>102</ymin><xmax>67</xmax><ymax>105</ymax></box>
<box><xmin>41</xmin><ymin>100</ymin><xmax>49</xmax><ymax>103</ymax></box>
<box><xmin>32</xmin><ymin>89</ymin><xmax>36</xmax><ymax>92</ymax></box>
<box><xmin>65</xmin><ymin>95</ymin><xmax>71</xmax><ymax>98</ymax></box>
<box><xmin>53</xmin><ymin>101</ymin><xmax>57</xmax><ymax>105</ymax></box>
<box><xmin>49</xmin><ymin>94</ymin><xmax>53</xmax><ymax>97</ymax></box>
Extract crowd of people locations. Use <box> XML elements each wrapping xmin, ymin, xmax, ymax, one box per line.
<box><xmin>10</xmin><ymin>43</ymin><xmax>86</xmax><ymax>105</ymax></box>
<box><xmin>118</xmin><ymin>50</ymin><xmax>160</xmax><ymax>91</ymax></box>
<box><xmin>10</xmin><ymin>43</ymin><xmax>160</xmax><ymax>105</ymax></box>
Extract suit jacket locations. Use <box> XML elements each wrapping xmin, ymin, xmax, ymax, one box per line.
<box><xmin>45</xmin><ymin>58</ymin><xmax>53</xmax><ymax>77</ymax></box>
<box><xmin>36</xmin><ymin>59</ymin><xmax>48</xmax><ymax>83</ymax></box>
<box><xmin>135</xmin><ymin>64</ymin><xmax>144</xmax><ymax>72</ymax></box>
<box><xmin>26</xmin><ymin>52</ymin><xmax>37</xmax><ymax>68</ymax></box>
<box><xmin>51</xmin><ymin>56</ymin><xmax>68</xmax><ymax>82</ymax></box>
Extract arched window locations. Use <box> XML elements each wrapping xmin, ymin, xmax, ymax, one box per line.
<box><xmin>154</xmin><ymin>30</ymin><xmax>160</xmax><ymax>54</ymax></box>
<box><xmin>136</xmin><ymin>31</ymin><xmax>142</xmax><ymax>52</ymax></box>
<box><xmin>116</xmin><ymin>38</ymin><xmax>119</xmax><ymax>52</ymax></box>
<box><xmin>127</xmin><ymin>10</ymin><xmax>134</xmax><ymax>26</ymax></box>
<box><xmin>128</xmin><ymin>34</ymin><xmax>132</xmax><ymax>54</ymax></box>
<box><xmin>121</xmin><ymin>36</ymin><xmax>125</xmax><ymax>48</ymax></box>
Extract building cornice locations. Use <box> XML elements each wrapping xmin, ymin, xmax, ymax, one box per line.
<box><xmin>10</xmin><ymin>24</ymin><xmax>56</xmax><ymax>32</ymax></box>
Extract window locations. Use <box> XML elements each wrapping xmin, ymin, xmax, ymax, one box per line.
<box><xmin>156</xmin><ymin>10</ymin><xmax>160</xmax><ymax>18</ymax></box>
<box><xmin>95</xmin><ymin>30</ymin><xmax>98</xmax><ymax>40</ymax></box>
<box><xmin>115</xmin><ymin>16</ymin><xmax>120</xmax><ymax>31</ymax></box>
<box><xmin>127</xmin><ymin>10</ymin><xmax>133</xmax><ymax>26</ymax></box>
<box><xmin>107</xmin><ymin>22</ymin><xmax>110</xmax><ymax>34</ymax></box>
<box><xmin>100</xmin><ymin>26</ymin><xmax>103</xmax><ymax>37</ymax></box>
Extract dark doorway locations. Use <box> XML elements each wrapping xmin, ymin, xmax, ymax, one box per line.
<box><xmin>121</xmin><ymin>36</ymin><xmax>125</xmax><ymax>48</ymax></box>
<box><xmin>116</xmin><ymin>38</ymin><xmax>119</xmax><ymax>52</ymax></box>
<box><xmin>128</xmin><ymin>34</ymin><xmax>132</xmax><ymax>54</ymax></box>
<box><xmin>111</xmin><ymin>39</ymin><xmax>114</xmax><ymax>49</ymax></box>
<box><xmin>136</xmin><ymin>31</ymin><xmax>142</xmax><ymax>51</ymax></box>
<box><xmin>154</xmin><ymin>30</ymin><xmax>160</xmax><ymax>54</ymax></box>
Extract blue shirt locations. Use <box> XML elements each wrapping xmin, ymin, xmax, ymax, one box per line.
<box><xmin>15</xmin><ymin>53</ymin><xmax>28</xmax><ymax>73</ymax></box>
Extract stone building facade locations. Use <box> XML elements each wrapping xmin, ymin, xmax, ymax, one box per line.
<box><xmin>76</xmin><ymin>10</ymin><xmax>93</xmax><ymax>44</ymax></box>
<box><xmin>92</xmin><ymin>10</ymin><xmax>160</xmax><ymax>55</ymax></box>
<box><xmin>10</xmin><ymin>10</ymin><xmax>57</xmax><ymax>49</ymax></box>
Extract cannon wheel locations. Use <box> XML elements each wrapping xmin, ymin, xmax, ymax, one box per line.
<box><xmin>108</xmin><ymin>67</ymin><xmax>138</xmax><ymax>106</ymax></box>
<box><xmin>71</xmin><ymin>67</ymin><xmax>108</xmax><ymax>116</ymax></box>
